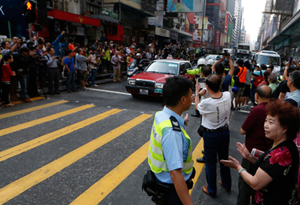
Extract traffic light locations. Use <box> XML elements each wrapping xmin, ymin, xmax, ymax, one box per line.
<box><xmin>24</xmin><ymin>0</ymin><xmax>36</xmax><ymax>23</ymax></box>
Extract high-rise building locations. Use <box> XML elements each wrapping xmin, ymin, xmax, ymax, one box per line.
<box><xmin>234</xmin><ymin>0</ymin><xmax>242</xmax><ymax>47</ymax></box>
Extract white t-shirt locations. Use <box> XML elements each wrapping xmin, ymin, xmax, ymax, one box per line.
<box><xmin>197</xmin><ymin>91</ymin><xmax>231</xmax><ymax>129</ymax></box>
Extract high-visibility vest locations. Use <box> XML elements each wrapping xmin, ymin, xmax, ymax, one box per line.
<box><xmin>103</xmin><ymin>50</ymin><xmax>111</xmax><ymax>61</ymax></box>
<box><xmin>186</xmin><ymin>66</ymin><xmax>201</xmax><ymax>75</ymax></box>
<box><xmin>148</xmin><ymin>113</ymin><xmax>193</xmax><ymax>174</ymax></box>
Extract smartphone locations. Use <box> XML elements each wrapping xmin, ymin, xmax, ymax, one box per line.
<box><xmin>198</xmin><ymin>78</ymin><xmax>206</xmax><ymax>83</ymax></box>
<box><xmin>289</xmin><ymin>57</ymin><xmax>293</xmax><ymax>64</ymax></box>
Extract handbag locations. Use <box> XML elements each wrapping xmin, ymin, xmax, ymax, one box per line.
<box><xmin>234</xmin><ymin>67</ymin><xmax>245</xmax><ymax>87</ymax></box>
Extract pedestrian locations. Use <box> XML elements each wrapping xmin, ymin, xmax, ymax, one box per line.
<box><xmin>64</xmin><ymin>49</ymin><xmax>77</xmax><ymax>92</ymax></box>
<box><xmin>221</xmin><ymin>100</ymin><xmax>299</xmax><ymax>205</ymax></box>
<box><xmin>1</xmin><ymin>40</ymin><xmax>20</xmax><ymax>56</ymax></box>
<box><xmin>236</xmin><ymin>85</ymin><xmax>273</xmax><ymax>205</ymax></box>
<box><xmin>76</xmin><ymin>48</ymin><xmax>91</xmax><ymax>89</ymax></box>
<box><xmin>284</xmin><ymin>70</ymin><xmax>300</xmax><ymax>107</ymax></box>
<box><xmin>87</xmin><ymin>48</ymin><xmax>99</xmax><ymax>87</ymax></box>
<box><xmin>234</xmin><ymin>59</ymin><xmax>247</xmax><ymax>110</ymax></box>
<box><xmin>267</xmin><ymin>73</ymin><xmax>277</xmax><ymax>94</ymax></box>
<box><xmin>197</xmin><ymin>74</ymin><xmax>232</xmax><ymax>198</ymax></box>
<box><xmin>241</xmin><ymin>61</ymin><xmax>252</xmax><ymax>108</ymax></box>
<box><xmin>45</xmin><ymin>47</ymin><xmax>60</xmax><ymax>94</ymax></box>
<box><xmin>1</xmin><ymin>54</ymin><xmax>16</xmax><ymax>107</ymax></box>
<box><xmin>111</xmin><ymin>50</ymin><xmax>122</xmax><ymax>82</ymax></box>
<box><xmin>145</xmin><ymin>76</ymin><xmax>195</xmax><ymax>205</ymax></box>
<box><xmin>52</xmin><ymin>31</ymin><xmax>68</xmax><ymax>58</ymax></box>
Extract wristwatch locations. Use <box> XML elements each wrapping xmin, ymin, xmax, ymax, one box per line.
<box><xmin>195</xmin><ymin>94</ymin><xmax>200</xmax><ymax>97</ymax></box>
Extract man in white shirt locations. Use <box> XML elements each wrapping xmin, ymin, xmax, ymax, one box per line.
<box><xmin>197</xmin><ymin>74</ymin><xmax>232</xmax><ymax>198</ymax></box>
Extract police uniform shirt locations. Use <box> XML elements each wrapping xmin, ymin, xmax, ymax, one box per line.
<box><xmin>154</xmin><ymin>106</ymin><xmax>193</xmax><ymax>184</ymax></box>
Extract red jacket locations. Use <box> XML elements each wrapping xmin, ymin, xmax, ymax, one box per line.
<box><xmin>1</xmin><ymin>64</ymin><xmax>14</xmax><ymax>82</ymax></box>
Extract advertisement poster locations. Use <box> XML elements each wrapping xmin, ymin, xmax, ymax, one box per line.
<box><xmin>167</xmin><ymin>0</ymin><xmax>204</xmax><ymax>13</ymax></box>
<box><xmin>215</xmin><ymin>30</ymin><xmax>221</xmax><ymax>47</ymax></box>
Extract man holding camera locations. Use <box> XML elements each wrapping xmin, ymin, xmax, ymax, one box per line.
<box><xmin>46</xmin><ymin>47</ymin><xmax>60</xmax><ymax>95</ymax></box>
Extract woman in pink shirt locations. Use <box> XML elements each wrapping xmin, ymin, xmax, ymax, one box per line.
<box><xmin>1</xmin><ymin>54</ymin><xmax>16</xmax><ymax>107</ymax></box>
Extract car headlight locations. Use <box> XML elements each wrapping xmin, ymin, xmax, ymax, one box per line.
<box><xmin>128</xmin><ymin>79</ymin><xmax>136</xmax><ymax>85</ymax></box>
<box><xmin>155</xmin><ymin>83</ymin><xmax>164</xmax><ymax>89</ymax></box>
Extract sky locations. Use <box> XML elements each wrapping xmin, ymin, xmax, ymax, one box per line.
<box><xmin>242</xmin><ymin>0</ymin><xmax>266</xmax><ymax>43</ymax></box>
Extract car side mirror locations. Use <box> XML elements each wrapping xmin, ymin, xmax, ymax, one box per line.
<box><xmin>180</xmin><ymin>69</ymin><xmax>186</xmax><ymax>75</ymax></box>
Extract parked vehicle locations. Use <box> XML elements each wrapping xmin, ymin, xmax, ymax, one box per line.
<box><xmin>254</xmin><ymin>50</ymin><xmax>281</xmax><ymax>75</ymax></box>
<box><xmin>236</xmin><ymin>44</ymin><xmax>251</xmax><ymax>61</ymax></box>
<box><xmin>126</xmin><ymin>60</ymin><xmax>196</xmax><ymax>97</ymax></box>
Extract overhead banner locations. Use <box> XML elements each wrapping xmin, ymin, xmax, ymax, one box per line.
<box><xmin>167</xmin><ymin>0</ymin><xmax>204</xmax><ymax>13</ymax></box>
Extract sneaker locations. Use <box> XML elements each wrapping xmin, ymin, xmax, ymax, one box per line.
<box><xmin>4</xmin><ymin>103</ymin><xmax>15</xmax><ymax>107</ymax></box>
<box><xmin>92</xmin><ymin>84</ymin><xmax>98</xmax><ymax>87</ymax></box>
<box><xmin>82</xmin><ymin>87</ymin><xmax>87</xmax><ymax>90</ymax></box>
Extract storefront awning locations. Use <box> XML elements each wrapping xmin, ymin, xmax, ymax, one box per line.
<box><xmin>47</xmin><ymin>10</ymin><xmax>101</xmax><ymax>27</ymax></box>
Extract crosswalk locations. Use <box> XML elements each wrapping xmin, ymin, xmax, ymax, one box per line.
<box><xmin>0</xmin><ymin>99</ymin><xmax>204</xmax><ymax>205</ymax></box>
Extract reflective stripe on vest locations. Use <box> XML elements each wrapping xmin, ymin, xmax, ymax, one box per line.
<box><xmin>148</xmin><ymin>113</ymin><xmax>193</xmax><ymax>174</ymax></box>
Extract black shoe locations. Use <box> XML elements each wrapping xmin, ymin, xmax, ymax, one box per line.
<box><xmin>196</xmin><ymin>157</ymin><xmax>205</xmax><ymax>163</ymax></box>
<box><xmin>202</xmin><ymin>150</ymin><xmax>205</xmax><ymax>154</ymax></box>
<box><xmin>54</xmin><ymin>91</ymin><xmax>60</xmax><ymax>94</ymax></box>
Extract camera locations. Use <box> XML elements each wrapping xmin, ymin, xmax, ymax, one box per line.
<box><xmin>198</xmin><ymin>78</ymin><xmax>206</xmax><ymax>83</ymax></box>
<box><xmin>288</xmin><ymin>57</ymin><xmax>293</xmax><ymax>64</ymax></box>
<box><xmin>220</xmin><ymin>50</ymin><xmax>229</xmax><ymax>56</ymax></box>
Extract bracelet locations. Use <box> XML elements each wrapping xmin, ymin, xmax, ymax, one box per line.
<box><xmin>238</xmin><ymin>168</ymin><xmax>246</xmax><ymax>174</ymax></box>
<box><xmin>195</xmin><ymin>94</ymin><xmax>200</xmax><ymax>96</ymax></box>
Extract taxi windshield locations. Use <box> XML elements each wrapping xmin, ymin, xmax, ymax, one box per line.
<box><xmin>145</xmin><ymin>61</ymin><xmax>178</xmax><ymax>75</ymax></box>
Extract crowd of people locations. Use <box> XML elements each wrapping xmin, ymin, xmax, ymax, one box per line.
<box><xmin>145</xmin><ymin>53</ymin><xmax>300</xmax><ymax>205</ymax></box>
<box><xmin>0</xmin><ymin>31</ymin><xmax>197</xmax><ymax>107</ymax></box>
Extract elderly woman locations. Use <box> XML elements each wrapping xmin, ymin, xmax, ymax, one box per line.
<box><xmin>221</xmin><ymin>100</ymin><xmax>299</xmax><ymax>204</ymax></box>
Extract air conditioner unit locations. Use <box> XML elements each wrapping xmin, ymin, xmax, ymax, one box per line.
<box><xmin>52</xmin><ymin>0</ymin><xmax>61</xmax><ymax>10</ymax></box>
<box><xmin>64</xmin><ymin>0</ymin><xmax>69</xmax><ymax>12</ymax></box>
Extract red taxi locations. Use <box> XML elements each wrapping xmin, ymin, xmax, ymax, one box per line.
<box><xmin>125</xmin><ymin>60</ymin><xmax>195</xmax><ymax>97</ymax></box>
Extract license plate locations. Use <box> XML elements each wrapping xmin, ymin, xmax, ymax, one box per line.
<box><xmin>139</xmin><ymin>89</ymin><xmax>149</xmax><ymax>95</ymax></box>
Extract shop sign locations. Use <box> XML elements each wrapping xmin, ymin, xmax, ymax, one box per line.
<box><xmin>155</xmin><ymin>27</ymin><xmax>170</xmax><ymax>38</ymax></box>
<box><xmin>101</xmin><ymin>9</ymin><xmax>118</xmax><ymax>19</ymax></box>
<box><xmin>215</xmin><ymin>30</ymin><xmax>221</xmax><ymax>47</ymax></box>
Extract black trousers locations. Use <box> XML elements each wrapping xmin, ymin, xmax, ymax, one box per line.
<box><xmin>47</xmin><ymin>68</ymin><xmax>59</xmax><ymax>93</ymax></box>
<box><xmin>236</xmin><ymin>158</ymin><xmax>257</xmax><ymax>205</ymax></box>
<box><xmin>1</xmin><ymin>82</ymin><xmax>10</xmax><ymax>104</ymax></box>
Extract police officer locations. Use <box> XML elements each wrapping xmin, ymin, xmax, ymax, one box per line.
<box><xmin>147</xmin><ymin>76</ymin><xmax>195</xmax><ymax>205</ymax></box>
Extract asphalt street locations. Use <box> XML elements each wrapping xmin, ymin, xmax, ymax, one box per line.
<box><xmin>0</xmin><ymin>80</ymin><xmax>250</xmax><ymax>205</ymax></box>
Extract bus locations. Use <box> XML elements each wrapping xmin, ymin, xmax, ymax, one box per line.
<box><xmin>236</xmin><ymin>44</ymin><xmax>251</xmax><ymax>61</ymax></box>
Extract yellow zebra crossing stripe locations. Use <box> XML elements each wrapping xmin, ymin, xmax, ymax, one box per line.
<box><xmin>0</xmin><ymin>100</ymin><xmax>68</xmax><ymax>120</ymax></box>
<box><xmin>189</xmin><ymin>138</ymin><xmax>204</xmax><ymax>195</ymax></box>
<box><xmin>0</xmin><ymin>109</ymin><xmax>122</xmax><ymax>163</ymax></box>
<box><xmin>71</xmin><ymin>139</ymin><xmax>204</xmax><ymax>204</ymax></box>
<box><xmin>11</xmin><ymin>97</ymin><xmax>45</xmax><ymax>105</ymax></box>
<box><xmin>70</xmin><ymin>142</ymin><xmax>150</xmax><ymax>205</ymax></box>
<box><xmin>0</xmin><ymin>104</ymin><xmax>95</xmax><ymax>137</ymax></box>
<box><xmin>0</xmin><ymin>114</ymin><xmax>152</xmax><ymax>204</ymax></box>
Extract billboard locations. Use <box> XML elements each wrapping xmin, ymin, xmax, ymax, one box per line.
<box><xmin>167</xmin><ymin>0</ymin><xmax>205</xmax><ymax>13</ymax></box>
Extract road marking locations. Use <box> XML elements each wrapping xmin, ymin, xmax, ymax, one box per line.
<box><xmin>70</xmin><ymin>142</ymin><xmax>150</xmax><ymax>205</ymax></box>
<box><xmin>11</xmin><ymin>97</ymin><xmax>46</xmax><ymax>105</ymax></box>
<box><xmin>0</xmin><ymin>104</ymin><xmax>94</xmax><ymax>137</ymax></box>
<box><xmin>87</xmin><ymin>88</ymin><xmax>131</xmax><ymax>96</ymax></box>
<box><xmin>189</xmin><ymin>138</ymin><xmax>204</xmax><ymax>195</ymax></box>
<box><xmin>0</xmin><ymin>114</ymin><xmax>152</xmax><ymax>204</ymax></box>
<box><xmin>238</xmin><ymin>110</ymin><xmax>250</xmax><ymax>114</ymax></box>
<box><xmin>0</xmin><ymin>100</ymin><xmax>68</xmax><ymax>120</ymax></box>
<box><xmin>72</xmin><ymin>138</ymin><xmax>204</xmax><ymax>204</ymax></box>
<box><xmin>0</xmin><ymin>109</ymin><xmax>122</xmax><ymax>163</ymax></box>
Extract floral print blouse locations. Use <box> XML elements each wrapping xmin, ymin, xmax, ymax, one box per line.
<box><xmin>253</xmin><ymin>140</ymin><xmax>299</xmax><ymax>205</ymax></box>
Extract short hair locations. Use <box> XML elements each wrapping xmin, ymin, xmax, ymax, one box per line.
<box><xmin>256</xmin><ymin>85</ymin><xmax>271</xmax><ymax>98</ymax></box>
<box><xmin>206</xmin><ymin>74</ymin><xmax>221</xmax><ymax>92</ymax></box>
<box><xmin>287</xmin><ymin>66</ymin><xmax>295</xmax><ymax>77</ymax></box>
<box><xmin>244</xmin><ymin>61</ymin><xmax>252</xmax><ymax>70</ymax></box>
<box><xmin>268</xmin><ymin>73</ymin><xmax>277</xmax><ymax>84</ymax></box>
<box><xmin>201</xmin><ymin>66</ymin><xmax>212</xmax><ymax>77</ymax></box>
<box><xmin>268</xmin><ymin>64</ymin><xmax>274</xmax><ymax>71</ymax></box>
<box><xmin>3</xmin><ymin>54</ymin><xmax>12</xmax><ymax>62</ymax></box>
<box><xmin>1</xmin><ymin>41</ymin><xmax>9</xmax><ymax>48</ymax></box>
<box><xmin>47</xmin><ymin>47</ymin><xmax>53</xmax><ymax>53</ymax></box>
<box><xmin>289</xmin><ymin>70</ymin><xmax>300</xmax><ymax>89</ymax></box>
<box><xmin>65</xmin><ymin>49</ymin><xmax>72</xmax><ymax>56</ymax></box>
<box><xmin>266</xmin><ymin>100</ymin><xmax>300</xmax><ymax>140</ymax></box>
<box><xmin>264</xmin><ymin>71</ymin><xmax>271</xmax><ymax>85</ymax></box>
<box><xmin>163</xmin><ymin>76</ymin><xmax>192</xmax><ymax>107</ymax></box>
<box><xmin>38</xmin><ymin>39</ymin><xmax>44</xmax><ymax>45</ymax></box>
<box><xmin>260</xmin><ymin>64</ymin><xmax>267</xmax><ymax>70</ymax></box>
<box><xmin>236</xmin><ymin>59</ymin><xmax>244</xmax><ymax>67</ymax></box>
<box><xmin>20</xmin><ymin>47</ymin><xmax>29</xmax><ymax>53</ymax></box>
<box><xmin>68</xmin><ymin>38</ymin><xmax>74</xmax><ymax>43</ymax></box>
<box><xmin>215</xmin><ymin>63</ymin><xmax>224</xmax><ymax>75</ymax></box>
